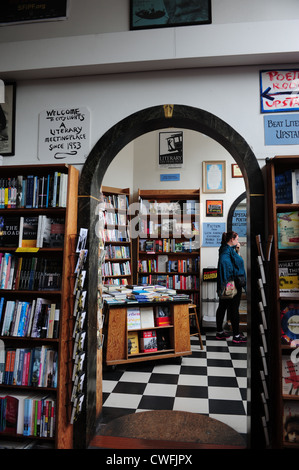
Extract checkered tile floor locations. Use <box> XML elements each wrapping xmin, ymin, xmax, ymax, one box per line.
<box><xmin>100</xmin><ymin>332</ymin><xmax>248</xmax><ymax>441</ymax></box>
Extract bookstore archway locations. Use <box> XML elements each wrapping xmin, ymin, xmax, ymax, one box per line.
<box><xmin>76</xmin><ymin>104</ymin><xmax>265</xmax><ymax>449</ymax></box>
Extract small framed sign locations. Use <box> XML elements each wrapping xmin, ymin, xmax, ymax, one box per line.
<box><xmin>206</xmin><ymin>200</ymin><xmax>223</xmax><ymax>217</ymax></box>
<box><xmin>202</xmin><ymin>161</ymin><xmax>226</xmax><ymax>193</ymax></box>
<box><xmin>159</xmin><ymin>131</ymin><xmax>183</xmax><ymax>168</ymax></box>
<box><xmin>0</xmin><ymin>0</ymin><xmax>69</xmax><ymax>25</ymax></box>
<box><xmin>231</xmin><ymin>164</ymin><xmax>243</xmax><ymax>178</ymax></box>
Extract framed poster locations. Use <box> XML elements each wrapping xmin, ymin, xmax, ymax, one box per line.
<box><xmin>202</xmin><ymin>161</ymin><xmax>226</xmax><ymax>193</ymax></box>
<box><xmin>206</xmin><ymin>200</ymin><xmax>223</xmax><ymax>217</ymax></box>
<box><xmin>0</xmin><ymin>0</ymin><xmax>69</xmax><ymax>25</ymax></box>
<box><xmin>0</xmin><ymin>83</ymin><xmax>16</xmax><ymax>156</ymax></box>
<box><xmin>130</xmin><ymin>0</ymin><xmax>211</xmax><ymax>30</ymax></box>
<box><xmin>232</xmin><ymin>164</ymin><xmax>242</xmax><ymax>178</ymax></box>
<box><xmin>159</xmin><ymin>131</ymin><xmax>183</xmax><ymax>168</ymax></box>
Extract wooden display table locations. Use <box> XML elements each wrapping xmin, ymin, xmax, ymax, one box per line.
<box><xmin>104</xmin><ymin>300</ymin><xmax>191</xmax><ymax>366</ymax></box>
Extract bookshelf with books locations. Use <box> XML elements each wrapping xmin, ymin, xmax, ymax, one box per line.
<box><xmin>136</xmin><ymin>189</ymin><xmax>200</xmax><ymax>306</ymax></box>
<box><xmin>0</xmin><ymin>164</ymin><xmax>79</xmax><ymax>449</ymax></box>
<box><xmin>266</xmin><ymin>155</ymin><xmax>299</xmax><ymax>448</ymax></box>
<box><xmin>105</xmin><ymin>298</ymin><xmax>191</xmax><ymax>366</ymax></box>
<box><xmin>101</xmin><ymin>186</ymin><xmax>133</xmax><ymax>287</ymax></box>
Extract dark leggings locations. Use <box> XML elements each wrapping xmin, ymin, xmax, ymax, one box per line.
<box><xmin>216</xmin><ymin>288</ymin><xmax>242</xmax><ymax>336</ymax></box>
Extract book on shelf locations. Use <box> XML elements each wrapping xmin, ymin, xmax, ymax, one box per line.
<box><xmin>0</xmin><ymin>255</ymin><xmax>62</xmax><ymax>291</ymax></box>
<box><xmin>155</xmin><ymin>305</ymin><xmax>171</xmax><ymax>326</ymax></box>
<box><xmin>105</xmin><ymin>244</ymin><xmax>130</xmax><ymax>260</ymax></box>
<box><xmin>279</xmin><ymin>260</ymin><xmax>299</xmax><ymax>297</ymax></box>
<box><xmin>139</xmin><ymin>330</ymin><xmax>157</xmax><ymax>353</ymax></box>
<box><xmin>1</xmin><ymin>393</ymin><xmax>56</xmax><ymax>438</ymax></box>
<box><xmin>37</xmin><ymin>216</ymin><xmax>65</xmax><ymax>248</ymax></box>
<box><xmin>0</xmin><ymin>216</ymin><xmax>20</xmax><ymax>247</ymax></box>
<box><xmin>127</xmin><ymin>307</ymin><xmax>141</xmax><ymax>330</ymax></box>
<box><xmin>127</xmin><ymin>331</ymin><xmax>139</xmax><ymax>355</ymax></box>
<box><xmin>0</xmin><ymin>297</ymin><xmax>60</xmax><ymax>339</ymax></box>
<box><xmin>103</xmin><ymin>260</ymin><xmax>131</xmax><ymax>277</ymax></box>
<box><xmin>139</xmin><ymin>238</ymin><xmax>199</xmax><ymax>254</ymax></box>
<box><xmin>0</xmin><ymin>171</ymin><xmax>68</xmax><ymax>209</ymax></box>
<box><xmin>0</xmin><ymin>345</ymin><xmax>58</xmax><ymax>388</ymax></box>
<box><xmin>275</xmin><ymin>169</ymin><xmax>299</xmax><ymax>204</ymax></box>
<box><xmin>283</xmin><ymin>401</ymin><xmax>299</xmax><ymax>444</ymax></box>
<box><xmin>140</xmin><ymin>306</ymin><xmax>155</xmax><ymax>328</ymax></box>
<box><xmin>282</xmin><ymin>355</ymin><xmax>299</xmax><ymax>395</ymax></box>
<box><xmin>0</xmin><ymin>177</ymin><xmax>18</xmax><ymax>209</ymax></box>
<box><xmin>139</xmin><ymin>198</ymin><xmax>197</xmax><ymax>215</ymax></box>
<box><xmin>102</xmin><ymin>193</ymin><xmax>129</xmax><ymax>211</ymax></box>
<box><xmin>18</xmin><ymin>217</ymin><xmax>38</xmax><ymax>248</ymax></box>
<box><xmin>277</xmin><ymin>212</ymin><xmax>299</xmax><ymax>250</ymax></box>
<box><xmin>280</xmin><ymin>303</ymin><xmax>299</xmax><ymax>344</ymax></box>
<box><xmin>156</xmin><ymin>330</ymin><xmax>171</xmax><ymax>350</ymax></box>
<box><xmin>0</xmin><ymin>216</ymin><xmax>65</xmax><ymax>249</ymax></box>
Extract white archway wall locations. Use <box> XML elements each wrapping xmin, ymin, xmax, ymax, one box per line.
<box><xmin>103</xmin><ymin>129</ymin><xmax>246</xmax><ymax>270</ymax></box>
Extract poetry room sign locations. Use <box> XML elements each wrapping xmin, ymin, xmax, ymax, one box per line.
<box><xmin>38</xmin><ymin>107</ymin><xmax>90</xmax><ymax>161</ymax></box>
<box><xmin>260</xmin><ymin>69</ymin><xmax>299</xmax><ymax>113</ymax></box>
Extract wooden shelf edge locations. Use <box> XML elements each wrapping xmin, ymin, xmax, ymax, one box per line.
<box><xmin>282</xmin><ymin>394</ymin><xmax>299</xmax><ymax>400</ymax></box>
<box><xmin>107</xmin><ymin>350</ymin><xmax>192</xmax><ymax>366</ymax></box>
<box><xmin>128</xmin><ymin>325</ymin><xmax>173</xmax><ymax>332</ymax></box>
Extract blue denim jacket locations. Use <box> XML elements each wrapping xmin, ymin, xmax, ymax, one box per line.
<box><xmin>216</xmin><ymin>243</ymin><xmax>246</xmax><ymax>295</ymax></box>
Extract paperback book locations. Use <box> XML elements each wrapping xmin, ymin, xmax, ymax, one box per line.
<box><xmin>279</xmin><ymin>260</ymin><xmax>299</xmax><ymax>297</ymax></box>
<box><xmin>139</xmin><ymin>330</ymin><xmax>157</xmax><ymax>353</ymax></box>
<box><xmin>277</xmin><ymin>212</ymin><xmax>299</xmax><ymax>250</ymax></box>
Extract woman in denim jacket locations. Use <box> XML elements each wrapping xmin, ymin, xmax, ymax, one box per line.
<box><xmin>216</xmin><ymin>231</ymin><xmax>247</xmax><ymax>343</ymax></box>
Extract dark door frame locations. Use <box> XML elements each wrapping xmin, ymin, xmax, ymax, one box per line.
<box><xmin>74</xmin><ymin>104</ymin><xmax>266</xmax><ymax>449</ymax></box>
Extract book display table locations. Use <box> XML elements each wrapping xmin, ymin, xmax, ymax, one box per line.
<box><xmin>104</xmin><ymin>299</ymin><xmax>191</xmax><ymax>366</ymax></box>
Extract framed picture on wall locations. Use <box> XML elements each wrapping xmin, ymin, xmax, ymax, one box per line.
<box><xmin>130</xmin><ymin>0</ymin><xmax>211</xmax><ymax>30</ymax></box>
<box><xmin>206</xmin><ymin>200</ymin><xmax>223</xmax><ymax>217</ymax></box>
<box><xmin>0</xmin><ymin>1</ymin><xmax>69</xmax><ymax>25</ymax></box>
<box><xmin>202</xmin><ymin>161</ymin><xmax>226</xmax><ymax>193</ymax></box>
<box><xmin>159</xmin><ymin>131</ymin><xmax>183</xmax><ymax>168</ymax></box>
<box><xmin>232</xmin><ymin>163</ymin><xmax>243</xmax><ymax>178</ymax></box>
<box><xmin>0</xmin><ymin>83</ymin><xmax>16</xmax><ymax>156</ymax></box>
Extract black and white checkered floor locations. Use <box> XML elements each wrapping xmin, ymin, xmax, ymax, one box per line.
<box><xmin>100</xmin><ymin>331</ymin><xmax>248</xmax><ymax>442</ymax></box>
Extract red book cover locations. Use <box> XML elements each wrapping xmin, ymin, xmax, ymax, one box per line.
<box><xmin>140</xmin><ymin>330</ymin><xmax>157</xmax><ymax>352</ymax></box>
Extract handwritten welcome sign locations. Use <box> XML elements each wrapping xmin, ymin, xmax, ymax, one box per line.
<box><xmin>260</xmin><ymin>70</ymin><xmax>299</xmax><ymax>113</ymax></box>
<box><xmin>38</xmin><ymin>106</ymin><xmax>90</xmax><ymax>161</ymax></box>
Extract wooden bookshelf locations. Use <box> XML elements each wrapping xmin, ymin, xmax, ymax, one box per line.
<box><xmin>0</xmin><ymin>164</ymin><xmax>79</xmax><ymax>449</ymax></box>
<box><xmin>104</xmin><ymin>300</ymin><xmax>191</xmax><ymax>366</ymax></box>
<box><xmin>101</xmin><ymin>186</ymin><xmax>133</xmax><ymax>287</ymax></box>
<box><xmin>266</xmin><ymin>156</ymin><xmax>299</xmax><ymax>449</ymax></box>
<box><xmin>137</xmin><ymin>189</ymin><xmax>200</xmax><ymax>306</ymax></box>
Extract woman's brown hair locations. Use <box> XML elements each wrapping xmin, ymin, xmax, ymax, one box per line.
<box><xmin>221</xmin><ymin>231</ymin><xmax>238</xmax><ymax>244</ymax></box>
